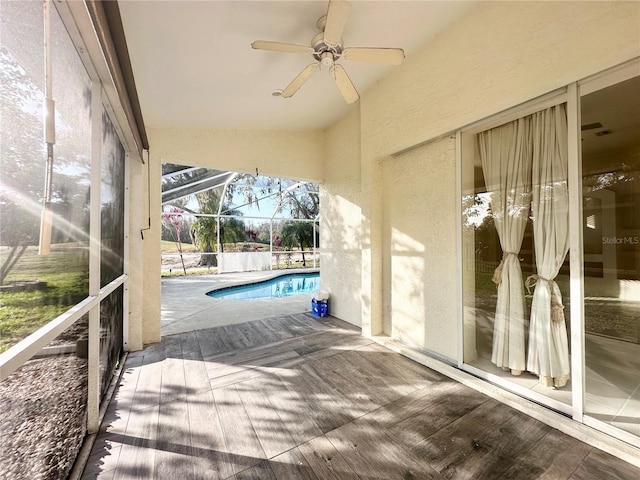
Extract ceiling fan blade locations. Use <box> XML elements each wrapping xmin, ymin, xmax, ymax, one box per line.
<box><xmin>330</xmin><ymin>64</ymin><xmax>359</xmax><ymax>104</ymax></box>
<box><xmin>342</xmin><ymin>47</ymin><xmax>405</xmax><ymax>65</ymax></box>
<box><xmin>281</xmin><ymin>63</ymin><xmax>319</xmax><ymax>98</ymax></box>
<box><xmin>324</xmin><ymin>0</ymin><xmax>351</xmax><ymax>47</ymax></box>
<box><xmin>251</xmin><ymin>40</ymin><xmax>313</xmax><ymax>55</ymax></box>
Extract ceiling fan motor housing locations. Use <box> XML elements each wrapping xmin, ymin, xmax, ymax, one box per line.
<box><xmin>311</xmin><ymin>31</ymin><xmax>342</xmax><ymax>65</ymax></box>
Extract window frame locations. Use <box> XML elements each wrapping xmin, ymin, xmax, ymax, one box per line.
<box><xmin>0</xmin><ymin>0</ymin><xmax>137</xmax><ymax>436</ymax></box>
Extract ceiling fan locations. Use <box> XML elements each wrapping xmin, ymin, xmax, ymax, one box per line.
<box><xmin>251</xmin><ymin>0</ymin><xmax>405</xmax><ymax>104</ymax></box>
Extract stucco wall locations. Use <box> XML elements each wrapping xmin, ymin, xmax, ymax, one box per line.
<box><xmin>362</xmin><ymin>1</ymin><xmax>640</xmax><ymax>157</ymax></box>
<box><xmin>148</xmin><ymin>128</ymin><xmax>325</xmax><ymax>182</ymax></box>
<box><xmin>321</xmin><ymin>108</ymin><xmax>362</xmax><ymax>326</ymax></box>
<box><xmin>127</xmin><ymin>156</ymin><xmax>145</xmax><ymax>351</ymax></box>
<box><xmin>382</xmin><ymin>137</ymin><xmax>457</xmax><ymax>357</ymax></box>
<box><xmin>142</xmin><ymin>155</ymin><xmax>162</xmax><ymax>345</ymax></box>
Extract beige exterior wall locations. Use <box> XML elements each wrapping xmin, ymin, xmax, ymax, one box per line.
<box><xmin>148</xmin><ymin>128</ymin><xmax>325</xmax><ymax>181</ymax></box>
<box><xmin>321</xmin><ymin>108</ymin><xmax>362</xmax><ymax>326</ymax></box>
<box><xmin>363</xmin><ymin>1</ymin><xmax>640</xmax><ymax>157</ymax></box>
<box><xmin>382</xmin><ymin>137</ymin><xmax>458</xmax><ymax>357</ymax></box>
<box><xmin>126</xmin><ymin>155</ymin><xmax>145</xmax><ymax>351</ymax></box>
<box><xmin>142</xmin><ymin>154</ymin><xmax>162</xmax><ymax>345</ymax></box>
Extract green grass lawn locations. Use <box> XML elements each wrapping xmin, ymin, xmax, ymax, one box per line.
<box><xmin>161</xmin><ymin>240</ymin><xmax>199</xmax><ymax>253</ymax></box>
<box><xmin>0</xmin><ymin>245</ymin><xmax>88</xmax><ymax>353</ymax></box>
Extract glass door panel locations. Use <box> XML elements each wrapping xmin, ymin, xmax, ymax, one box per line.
<box><xmin>581</xmin><ymin>75</ymin><xmax>640</xmax><ymax>437</ymax></box>
<box><xmin>461</xmin><ymin>102</ymin><xmax>573</xmax><ymax>410</ymax></box>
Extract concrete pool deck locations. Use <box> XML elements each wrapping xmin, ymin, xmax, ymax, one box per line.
<box><xmin>161</xmin><ymin>268</ymin><xmax>320</xmax><ymax>336</ymax></box>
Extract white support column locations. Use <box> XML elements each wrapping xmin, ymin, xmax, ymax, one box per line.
<box><xmin>361</xmin><ymin>154</ymin><xmax>384</xmax><ymax>337</ymax></box>
<box><xmin>39</xmin><ymin>0</ymin><xmax>55</xmax><ymax>255</ymax></box>
<box><xmin>216</xmin><ymin>173</ymin><xmax>237</xmax><ymax>272</ymax></box>
<box><xmin>269</xmin><ymin>220</ymin><xmax>273</xmax><ymax>270</ymax></box>
<box><xmin>216</xmin><ymin>215</ymin><xmax>221</xmax><ymax>271</ymax></box>
<box><xmin>313</xmin><ymin>220</ymin><xmax>317</xmax><ymax>268</ymax></box>
<box><xmin>126</xmin><ymin>150</ymin><xmax>144</xmax><ymax>351</ymax></box>
<box><xmin>87</xmin><ymin>82</ymin><xmax>103</xmax><ymax>434</ymax></box>
<box><xmin>567</xmin><ymin>82</ymin><xmax>585</xmax><ymax>423</ymax></box>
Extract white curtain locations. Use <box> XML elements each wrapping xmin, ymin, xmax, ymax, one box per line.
<box><xmin>526</xmin><ymin>104</ymin><xmax>570</xmax><ymax>388</ymax></box>
<box><xmin>478</xmin><ymin>118</ymin><xmax>532</xmax><ymax>375</ymax></box>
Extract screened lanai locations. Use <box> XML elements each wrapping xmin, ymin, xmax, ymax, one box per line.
<box><xmin>160</xmin><ymin>164</ymin><xmax>320</xmax><ymax>275</ymax></box>
<box><xmin>2</xmin><ymin>1</ymin><xmax>640</xmax><ymax>479</ymax></box>
<box><xmin>159</xmin><ymin>165</ymin><xmax>323</xmax><ymax>337</ymax></box>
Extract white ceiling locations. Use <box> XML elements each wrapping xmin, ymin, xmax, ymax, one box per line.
<box><xmin>118</xmin><ymin>0</ymin><xmax>473</xmax><ymax>131</ymax></box>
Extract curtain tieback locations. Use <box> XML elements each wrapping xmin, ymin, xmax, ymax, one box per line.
<box><xmin>491</xmin><ymin>251</ymin><xmax>519</xmax><ymax>285</ymax></box>
<box><xmin>525</xmin><ymin>274</ymin><xmax>566</xmax><ymax>324</ymax></box>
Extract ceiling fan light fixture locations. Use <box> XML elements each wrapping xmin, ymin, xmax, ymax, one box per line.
<box><xmin>320</xmin><ymin>51</ymin><xmax>334</xmax><ymax>67</ymax></box>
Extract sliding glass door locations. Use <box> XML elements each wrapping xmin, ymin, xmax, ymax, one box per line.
<box><xmin>461</xmin><ymin>62</ymin><xmax>640</xmax><ymax>444</ymax></box>
<box><xmin>461</xmin><ymin>97</ymin><xmax>573</xmax><ymax>413</ymax></box>
<box><xmin>581</xmin><ymin>74</ymin><xmax>640</xmax><ymax>439</ymax></box>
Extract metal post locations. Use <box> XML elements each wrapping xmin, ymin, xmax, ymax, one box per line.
<box><xmin>216</xmin><ymin>173</ymin><xmax>237</xmax><ymax>274</ymax></box>
<box><xmin>216</xmin><ymin>214</ymin><xmax>221</xmax><ymax>273</ymax></box>
<box><xmin>313</xmin><ymin>220</ymin><xmax>317</xmax><ymax>268</ymax></box>
<box><xmin>39</xmin><ymin>0</ymin><xmax>55</xmax><ymax>255</ymax></box>
<box><xmin>567</xmin><ymin>82</ymin><xmax>585</xmax><ymax>424</ymax></box>
<box><xmin>122</xmin><ymin>153</ymin><xmax>130</xmax><ymax>351</ymax></box>
<box><xmin>270</xmin><ymin>220</ymin><xmax>273</xmax><ymax>270</ymax></box>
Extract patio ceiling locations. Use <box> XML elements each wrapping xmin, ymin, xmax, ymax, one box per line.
<box><xmin>117</xmin><ymin>1</ymin><xmax>474</xmax><ymax>131</ymax></box>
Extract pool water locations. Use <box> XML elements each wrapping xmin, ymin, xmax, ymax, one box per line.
<box><xmin>207</xmin><ymin>272</ymin><xmax>320</xmax><ymax>300</ymax></box>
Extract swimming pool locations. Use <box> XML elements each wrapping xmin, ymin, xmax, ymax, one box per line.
<box><xmin>206</xmin><ymin>272</ymin><xmax>320</xmax><ymax>300</ymax></box>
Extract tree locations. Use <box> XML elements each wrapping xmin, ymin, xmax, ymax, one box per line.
<box><xmin>1</xmin><ymin>34</ymin><xmax>92</xmax><ymax>283</ymax></box>
<box><xmin>278</xmin><ymin>182</ymin><xmax>319</xmax><ymax>219</ymax></box>
<box><xmin>189</xmin><ymin>185</ymin><xmax>246</xmax><ymax>266</ymax></box>
<box><xmin>245</xmin><ymin>226</ymin><xmax>258</xmax><ymax>244</ymax></box>
<box><xmin>190</xmin><ymin>216</ymin><xmax>218</xmax><ymax>266</ymax></box>
<box><xmin>219</xmin><ymin>216</ymin><xmax>246</xmax><ymax>249</ymax></box>
<box><xmin>225</xmin><ymin>174</ymin><xmax>320</xmax><ymax>220</ymax></box>
<box><xmin>162</xmin><ymin>206</ymin><xmax>188</xmax><ymax>274</ymax></box>
<box><xmin>223</xmin><ymin>173</ymin><xmax>270</xmax><ymax>212</ymax></box>
<box><xmin>160</xmin><ymin>197</ymin><xmax>192</xmax><ymax>244</ymax></box>
<box><xmin>190</xmin><ymin>212</ymin><xmax>246</xmax><ymax>260</ymax></box>
<box><xmin>280</xmin><ymin>221</ymin><xmax>315</xmax><ymax>267</ymax></box>
<box><xmin>0</xmin><ymin>46</ymin><xmax>46</xmax><ymax>283</ymax></box>
<box><xmin>189</xmin><ymin>188</ymin><xmax>222</xmax><ymax>267</ymax></box>
<box><xmin>255</xmin><ymin>222</ymin><xmax>272</xmax><ymax>244</ymax></box>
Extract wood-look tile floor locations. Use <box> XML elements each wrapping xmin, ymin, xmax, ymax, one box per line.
<box><xmin>81</xmin><ymin>314</ymin><xmax>640</xmax><ymax>480</ymax></box>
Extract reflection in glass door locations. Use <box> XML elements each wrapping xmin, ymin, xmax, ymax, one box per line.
<box><xmin>581</xmin><ymin>75</ymin><xmax>640</xmax><ymax>438</ymax></box>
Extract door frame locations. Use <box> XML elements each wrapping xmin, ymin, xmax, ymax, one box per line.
<box><xmin>457</xmin><ymin>58</ymin><xmax>640</xmax><ymax>445</ymax></box>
